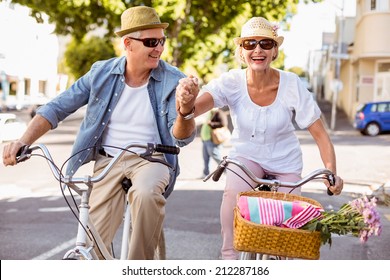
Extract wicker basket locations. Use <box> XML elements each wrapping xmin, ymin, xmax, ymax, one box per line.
<box><xmin>233</xmin><ymin>191</ymin><xmax>323</xmax><ymax>260</ymax></box>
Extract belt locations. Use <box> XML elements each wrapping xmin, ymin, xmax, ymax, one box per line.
<box><xmin>99</xmin><ymin>149</ymin><xmax>113</xmax><ymax>158</ymax></box>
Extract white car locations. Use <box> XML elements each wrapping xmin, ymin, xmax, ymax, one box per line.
<box><xmin>0</xmin><ymin>113</ymin><xmax>27</xmax><ymax>144</ymax></box>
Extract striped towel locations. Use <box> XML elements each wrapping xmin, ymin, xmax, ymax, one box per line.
<box><xmin>237</xmin><ymin>196</ymin><xmax>323</xmax><ymax>229</ymax></box>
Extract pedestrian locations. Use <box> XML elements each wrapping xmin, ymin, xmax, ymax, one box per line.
<box><xmin>200</xmin><ymin>108</ymin><xmax>229</xmax><ymax>178</ymax></box>
<box><xmin>2</xmin><ymin>6</ymin><xmax>196</xmax><ymax>260</ymax></box>
<box><xmin>174</xmin><ymin>16</ymin><xmax>344</xmax><ymax>260</ymax></box>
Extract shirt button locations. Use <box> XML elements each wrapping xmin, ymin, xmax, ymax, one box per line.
<box><xmin>102</xmin><ymin>122</ymin><xmax>105</xmax><ymax>125</ymax></box>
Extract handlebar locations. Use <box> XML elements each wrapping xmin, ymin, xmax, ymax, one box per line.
<box><xmin>16</xmin><ymin>143</ymin><xmax>180</xmax><ymax>189</ymax></box>
<box><xmin>203</xmin><ymin>156</ymin><xmax>335</xmax><ymax>195</ymax></box>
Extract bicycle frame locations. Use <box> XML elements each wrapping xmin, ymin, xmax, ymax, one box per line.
<box><xmin>17</xmin><ymin>142</ymin><xmax>179</xmax><ymax>260</ymax></box>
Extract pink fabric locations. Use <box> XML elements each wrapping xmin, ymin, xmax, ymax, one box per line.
<box><xmin>237</xmin><ymin>196</ymin><xmax>323</xmax><ymax>229</ymax></box>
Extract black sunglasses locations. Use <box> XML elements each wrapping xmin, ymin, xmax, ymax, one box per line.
<box><xmin>128</xmin><ymin>37</ymin><xmax>166</xmax><ymax>48</ymax></box>
<box><xmin>241</xmin><ymin>39</ymin><xmax>276</xmax><ymax>50</ymax></box>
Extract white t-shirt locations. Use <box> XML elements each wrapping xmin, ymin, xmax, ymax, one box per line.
<box><xmin>102</xmin><ymin>83</ymin><xmax>159</xmax><ymax>155</ymax></box>
<box><xmin>203</xmin><ymin>69</ymin><xmax>321</xmax><ymax>174</ymax></box>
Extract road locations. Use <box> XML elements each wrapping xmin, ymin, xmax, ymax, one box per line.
<box><xmin>0</xmin><ymin>108</ymin><xmax>389</xmax><ymax>260</ymax></box>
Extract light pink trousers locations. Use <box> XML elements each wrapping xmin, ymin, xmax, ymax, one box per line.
<box><xmin>89</xmin><ymin>153</ymin><xmax>170</xmax><ymax>260</ymax></box>
<box><xmin>220</xmin><ymin>156</ymin><xmax>301</xmax><ymax>260</ymax></box>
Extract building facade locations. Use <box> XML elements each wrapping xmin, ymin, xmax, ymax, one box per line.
<box><xmin>318</xmin><ymin>0</ymin><xmax>390</xmax><ymax>123</ymax></box>
<box><xmin>0</xmin><ymin>1</ymin><xmax>60</xmax><ymax>110</ymax></box>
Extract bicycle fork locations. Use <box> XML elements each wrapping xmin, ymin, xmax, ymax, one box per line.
<box><xmin>63</xmin><ymin>187</ymin><xmax>96</xmax><ymax>260</ymax></box>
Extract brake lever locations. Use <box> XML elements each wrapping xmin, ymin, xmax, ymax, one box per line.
<box><xmin>16</xmin><ymin>145</ymin><xmax>32</xmax><ymax>163</ymax></box>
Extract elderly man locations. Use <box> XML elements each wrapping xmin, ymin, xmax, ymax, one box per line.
<box><xmin>3</xmin><ymin>6</ymin><xmax>196</xmax><ymax>259</ymax></box>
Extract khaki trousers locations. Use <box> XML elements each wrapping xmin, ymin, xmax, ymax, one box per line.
<box><xmin>89</xmin><ymin>153</ymin><xmax>169</xmax><ymax>260</ymax></box>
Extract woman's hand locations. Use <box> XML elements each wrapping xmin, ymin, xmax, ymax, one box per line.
<box><xmin>176</xmin><ymin>76</ymin><xmax>199</xmax><ymax>114</ymax></box>
<box><xmin>326</xmin><ymin>175</ymin><xmax>344</xmax><ymax>195</ymax></box>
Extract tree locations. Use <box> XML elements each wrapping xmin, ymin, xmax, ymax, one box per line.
<box><xmin>4</xmin><ymin>0</ymin><xmax>322</xmax><ymax>81</ymax></box>
<box><xmin>64</xmin><ymin>36</ymin><xmax>116</xmax><ymax>80</ymax></box>
<box><xmin>288</xmin><ymin>66</ymin><xmax>306</xmax><ymax>77</ymax></box>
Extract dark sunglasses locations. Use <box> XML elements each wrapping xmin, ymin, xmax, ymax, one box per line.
<box><xmin>241</xmin><ymin>39</ymin><xmax>276</xmax><ymax>50</ymax></box>
<box><xmin>128</xmin><ymin>37</ymin><xmax>166</xmax><ymax>48</ymax></box>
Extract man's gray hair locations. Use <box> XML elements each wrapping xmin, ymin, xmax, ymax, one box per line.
<box><xmin>122</xmin><ymin>31</ymin><xmax>141</xmax><ymax>50</ymax></box>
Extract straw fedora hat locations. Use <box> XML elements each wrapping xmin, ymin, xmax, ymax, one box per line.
<box><xmin>233</xmin><ymin>17</ymin><xmax>284</xmax><ymax>47</ymax></box>
<box><xmin>115</xmin><ymin>6</ymin><xmax>169</xmax><ymax>37</ymax></box>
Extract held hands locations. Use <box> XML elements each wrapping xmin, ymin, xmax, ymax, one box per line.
<box><xmin>176</xmin><ymin>75</ymin><xmax>199</xmax><ymax>114</ymax></box>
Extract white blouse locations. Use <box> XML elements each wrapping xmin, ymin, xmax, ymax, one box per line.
<box><xmin>203</xmin><ymin>69</ymin><xmax>321</xmax><ymax>174</ymax></box>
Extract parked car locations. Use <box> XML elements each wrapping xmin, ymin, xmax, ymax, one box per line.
<box><xmin>353</xmin><ymin>101</ymin><xmax>390</xmax><ymax>136</ymax></box>
<box><xmin>0</xmin><ymin>113</ymin><xmax>27</xmax><ymax>143</ymax></box>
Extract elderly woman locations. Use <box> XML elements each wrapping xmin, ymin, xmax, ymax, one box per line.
<box><xmin>173</xmin><ymin>17</ymin><xmax>344</xmax><ymax>260</ymax></box>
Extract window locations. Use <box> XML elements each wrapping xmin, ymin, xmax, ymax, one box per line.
<box><xmin>371</xmin><ymin>0</ymin><xmax>376</xmax><ymax>10</ymax></box>
<box><xmin>378</xmin><ymin>62</ymin><xmax>390</xmax><ymax>72</ymax></box>
<box><xmin>369</xmin><ymin>0</ymin><xmax>389</xmax><ymax>11</ymax></box>
<box><xmin>377</xmin><ymin>103</ymin><xmax>388</xmax><ymax>112</ymax></box>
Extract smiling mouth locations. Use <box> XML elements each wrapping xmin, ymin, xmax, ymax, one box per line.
<box><xmin>149</xmin><ymin>54</ymin><xmax>160</xmax><ymax>59</ymax></box>
<box><xmin>251</xmin><ymin>56</ymin><xmax>266</xmax><ymax>62</ymax></box>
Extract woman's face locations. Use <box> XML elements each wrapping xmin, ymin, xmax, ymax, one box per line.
<box><xmin>241</xmin><ymin>37</ymin><xmax>278</xmax><ymax>71</ymax></box>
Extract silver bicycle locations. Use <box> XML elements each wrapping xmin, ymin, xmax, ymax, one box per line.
<box><xmin>16</xmin><ymin>142</ymin><xmax>179</xmax><ymax>260</ymax></box>
<box><xmin>204</xmin><ymin>156</ymin><xmax>335</xmax><ymax>260</ymax></box>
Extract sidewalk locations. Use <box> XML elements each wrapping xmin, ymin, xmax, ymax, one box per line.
<box><xmin>316</xmin><ymin>99</ymin><xmax>390</xmax><ymax>204</ymax></box>
<box><xmin>316</xmin><ymin>99</ymin><xmax>355</xmax><ymax>134</ymax></box>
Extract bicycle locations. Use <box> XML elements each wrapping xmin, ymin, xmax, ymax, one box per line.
<box><xmin>204</xmin><ymin>156</ymin><xmax>335</xmax><ymax>260</ymax></box>
<box><xmin>16</xmin><ymin>142</ymin><xmax>180</xmax><ymax>260</ymax></box>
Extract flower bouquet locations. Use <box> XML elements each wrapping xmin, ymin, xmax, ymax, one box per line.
<box><xmin>300</xmin><ymin>195</ymin><xmax>382</xmax><ymax>246</ymax></box>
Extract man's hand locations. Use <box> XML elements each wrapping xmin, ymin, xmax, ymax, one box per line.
<box><xmin>3</xmin><ymin>140</ymin><xmax>25</xmax><ymax>166</ymax></box>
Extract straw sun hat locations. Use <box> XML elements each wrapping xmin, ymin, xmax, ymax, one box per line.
<box><xmin>233</xmin><ymin>17</ymin><xmax>284</xmax><ymax>47</ymax></box>
<box><xmin>115</xmin><ymin>6</ymin><xmax>169</xmax><ymax>37</ymax></box>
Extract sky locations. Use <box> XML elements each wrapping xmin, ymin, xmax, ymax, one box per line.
<box><xmin>281</xmin><ymin>0</ymin><xmax>357</xmax><ymax>70</ymax></box>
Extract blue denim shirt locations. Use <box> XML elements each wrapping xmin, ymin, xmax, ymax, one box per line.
<box><xmin>37</xmin><ymin>56</ymin><xmax>195</xmax><ymax>197</ymax></box>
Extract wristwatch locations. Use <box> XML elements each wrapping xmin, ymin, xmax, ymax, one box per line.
<box><xmin>177</xmin><ymin>107</ymin><xmax>195</xmax><ymax>120</ymax></box>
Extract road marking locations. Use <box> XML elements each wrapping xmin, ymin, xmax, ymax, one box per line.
<box><xmin>38</xmin><ymin>207</ymin><xmax>70</xmax><ymax>212</ymax></box>
<box><xmin>32</xmin><ymin>238</ymin><xmax>76</xmax><ymax>260</ymax></box>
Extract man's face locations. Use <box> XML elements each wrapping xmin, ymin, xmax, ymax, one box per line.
<box><xmin>127</xmin><ymin>28</ymin><xmax>165</xmax><ymax>70</ymax></box>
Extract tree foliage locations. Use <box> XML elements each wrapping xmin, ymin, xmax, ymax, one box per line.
<box><xmin>5</xmin><ymin>0</ymin><xmax>322</xmax><ymax>81</ymax></box>
<box><xmin>64</xmin><ymin>36</ymin><xmax>116</xmax><ymax>80</ymax></box>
